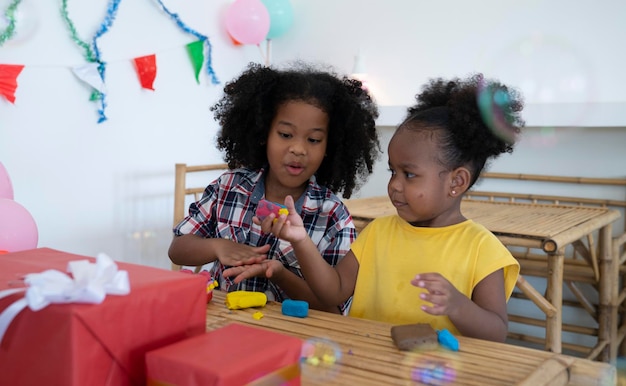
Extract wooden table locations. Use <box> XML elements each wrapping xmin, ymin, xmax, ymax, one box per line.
<box><xmin>206</xmin><ymin>291</ymin><xmax>616</xmax><ymax>385</ymax></box>
<box><xmin>343</xmin><ymin>196</ymin><xmax>622</xmax><ymax>362</ymax></box>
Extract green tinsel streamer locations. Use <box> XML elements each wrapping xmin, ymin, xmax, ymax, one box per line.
<box><xmin>0</xmin><ymin>0</ymin><xmax>22</xmax><ymax>47</ymax></box>
<box><xmin>59</xmin><ymin>0</ymin><xmax>101</xmax><ymax>101</ymax></box>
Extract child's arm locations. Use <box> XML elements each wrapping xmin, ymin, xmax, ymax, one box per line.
<box><xmin>224</xmin><ymin>195</ymin><xmax>358</xmax><ymax>310</ymax></box>
<box><xmin>275</xmin><ymin>238</ymin><xmax>358</xmax><ymax>308</ymax></box>
<box><xmin>168</xmin><ymin>233</ymin><xmax>270</xmax><ymax>267</ymax></box>
<box><xmin>293</xmin><ymin>242</ymin><xmax>359</xmax><ymax>307</ymax></box>
<box><xmin>259</xmin><ymin>195</ymin><xmax>358</xmax><ymax>307</ymax></box>
<box><xmin>411</xmin><ymin>270</ymin><xmax>508</xmax><ymax>342</ymax></box>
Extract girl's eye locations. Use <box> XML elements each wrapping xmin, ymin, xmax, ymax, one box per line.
<box><xmin>308</xmin><ymin>138</ymin><xmax>322</xmax><ymax>144</ymax></box>
<box><xmin>388</xmin><ymin>168</ymin><xmax>415</xmax><ymax>178</ymax></box>
<box><xmin>278</xmin><ymin>132</ymin><xmax>291</xmax><ymax>139</ymax></box>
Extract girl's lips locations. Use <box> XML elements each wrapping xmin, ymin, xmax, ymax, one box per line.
<box><xmin>286</xmin><ymin>164</ymin><xmax>304</xmax><ymax>176</ymax></box>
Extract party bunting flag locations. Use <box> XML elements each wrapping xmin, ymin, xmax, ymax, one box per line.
<box><xmin>155</xmin><ymin>0</ymin><xmax>219</xmax><ymax>85</ymax></box>
<box><xmin>0</xmin><ymin>64</ymin><xmax>24</xmax><ymax>103</ymax></box>
<box><xmin>71</xmin><ymin>63</ymin><xmax>106</xmax><ymax>93</ymax></box>
<box><xmin>186</xmin><ymin>40</ymin><xmax>204</xmax><ymax>84</ymax></box>
<box><xmin>133</xmin><ymin>54</ymin><xmax>157</xmax><ymax>90</ymax></box>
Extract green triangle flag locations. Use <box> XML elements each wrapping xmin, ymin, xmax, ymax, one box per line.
<box><xmin>186</xmin><ymin>40</ymin><xmax>205</xmax><ymax>84</ymax></box>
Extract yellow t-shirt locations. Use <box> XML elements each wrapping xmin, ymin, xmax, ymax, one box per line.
<box><xmin>349</xmin><ymin>215</ymin><xmax>519</xmax><ymax>334</ymax></box>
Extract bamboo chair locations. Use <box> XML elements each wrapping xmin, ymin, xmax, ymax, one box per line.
<box><xmin>466</xmin><ymin>172</ymin><xmax>626</xmax><ymax>362</ymax></box>
<box><xmin>171</xmin><ymin>163</ymin><xmax>228</xmax><ymax>271</ymax></box>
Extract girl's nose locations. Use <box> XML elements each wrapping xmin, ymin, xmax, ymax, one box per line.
<box><xmin>289</xmin><ymin>141</ymin><xmax>306</xmax><ymax>155</ymax></box>
<box><xmin>388</xmin><ymin>175</ymin><xmax>403</xmax><ymax>193</ymax></box>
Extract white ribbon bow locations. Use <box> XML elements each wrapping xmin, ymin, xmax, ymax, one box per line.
<box><xmin>0</xmin><ymin>253</ymin><xmax>130</xmax><ymax>343</ymax></box>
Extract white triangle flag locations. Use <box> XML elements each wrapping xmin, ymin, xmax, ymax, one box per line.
<box><xmin>71</xmin><ymin>63</ymin><xmax>106</xmax><ymax>93</ymax></box>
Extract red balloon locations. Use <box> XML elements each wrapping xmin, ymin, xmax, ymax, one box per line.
<box><xmin>0</xmin><ymin>198</ymin><xmax>38</xmax><ymax>252</ymax></box>
<box><xmin>225</xmin><ymin>0</ymin><xmax>270</xmax><ymax>45</ymax></box>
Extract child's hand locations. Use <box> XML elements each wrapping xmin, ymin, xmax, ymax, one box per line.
<box><xmin>223</xmin><ymin>259</ymin><xmax>284</xmax><ymax>284</ymax></box>
<box><xmin>254</xmin><ymin>195</ymin><xmax>307</xmax><ymax>244</ymax></box>
<box><xmin>411</xmin><ymin>273</ymin><xmax>465</xmax><ymax>317</ymax></box>
<box><xmin>215</xmin><ymin>239</ymin><xmax>271</xmax><ymax>267</ymax></box>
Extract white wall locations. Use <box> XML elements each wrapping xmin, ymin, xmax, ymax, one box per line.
<box><xmin>355</xmin><ymin>126</ymin><xmax>626</xmax><ymax>200</ymax></box>
<box><xmin>1</xmin><ymin>0</ymin><xmax>625</xmax><ymax>269</ymax></box>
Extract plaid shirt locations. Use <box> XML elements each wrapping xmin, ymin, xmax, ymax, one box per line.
<box><xmin>173</xmin><ymin>168</ymin><xmax>356</xmax><ymax>308</ymax></box>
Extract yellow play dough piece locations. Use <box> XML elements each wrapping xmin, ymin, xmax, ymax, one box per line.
<box><xmin>225</xmin><ymin>291</ymin><xmax>267</xmax><ymax>310</ymax></box>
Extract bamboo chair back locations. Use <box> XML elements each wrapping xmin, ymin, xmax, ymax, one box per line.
<box><xmin>465</xmin><ymin>172</ymin><xmax>626</xmax><ymax>361</ymax></box>
<box><xmin>171</xmin><ymin>163</ymin><xmax>228</xmax><ymax>271</ymax></box>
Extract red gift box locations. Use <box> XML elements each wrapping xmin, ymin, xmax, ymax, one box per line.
<box><xmin>0</xmin><ymin>248</ymin><xmax>207</xmax><ymax>386</ymax></box>
<box><xmin>146</xmin><ymin>323</ymin><xmax>302</xmax><ymax>386</ymax></box>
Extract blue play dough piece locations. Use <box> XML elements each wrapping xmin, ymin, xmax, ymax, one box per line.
<box><xmin>437</xmin><ymin>329</ymin><xmax>459</xmax><ymax>351</ymax></box>
<box><xmin>281</xmin><ymin>299</ymin><xmax>309</xmax><ymax>318</ymax></box>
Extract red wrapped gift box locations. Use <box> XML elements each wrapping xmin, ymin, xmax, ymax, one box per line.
<box><xmin>146</xmin><ymin>323</ymin><xmax>302</xmax><ymax>386</ymax></box>
<box><xmin>0</xmin><ymin>248</ymin><xmax>207</xmax><ymax>386</ymax></box>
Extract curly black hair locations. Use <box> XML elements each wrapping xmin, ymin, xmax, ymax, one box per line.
<box><xmin>211</xmin><ymin>62</ymin><xmax>381</xmax><ymax>198</ymax></box>
<box><xmin>401</xmin><ymin>74</ymin><xmax>524</xmax><ymax>189</ymax></box>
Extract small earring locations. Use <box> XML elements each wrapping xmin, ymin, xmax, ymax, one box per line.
<box><xmin>451</xmin><ymin>190</ymin><xmax>456</xmax><ymax>195</ymax></box>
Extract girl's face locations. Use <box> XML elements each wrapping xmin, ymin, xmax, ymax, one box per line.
<box><xmin>265</xmin><ymin>100</ymin><xmax>329</xmax><ymax>200</ymax></box>
<box><xmin>386</xmin><ymin>127</ymin><xmax>460</xmax><ymax>227</ymax></box>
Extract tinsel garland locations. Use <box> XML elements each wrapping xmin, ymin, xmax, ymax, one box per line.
<box><xmin>59</xmin><ymin>0</ymin><xmax>101</xmax><ymax>101</ymax></box>
<box><xmin>91</xmin><ymin>0</ymin><xmax>123</xmax><ymax>123</ymax></box>
<box><xmin>154</xmin><ymin>0</ymin><xmax>219</xmax><ymax>85</ymax></box>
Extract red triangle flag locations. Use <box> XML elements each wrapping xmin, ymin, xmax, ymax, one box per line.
<box><xmin>133</xmin><ymin>54</ymin><xmax>157</xmax><ymax>90</ymax></box>
<box><xmin>0</xmin><ymin>64</ymin><xmax>25</xmax><ymax>104</ymax></box>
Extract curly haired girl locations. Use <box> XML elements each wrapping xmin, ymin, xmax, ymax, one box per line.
<box><xmin>169</xmin><ymin>62</ymin><xmax>380</xmax><ymax>312</ymax></box>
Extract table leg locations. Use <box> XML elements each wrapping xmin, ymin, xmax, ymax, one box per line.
<box><xmin>546</xmin><ymin>251</ymin><xmax>564</xmax><ymax>354</ymax></box>
<box><xmin>598</xmin><ymin>224</ymin><xmax>617</xmax><ymax>363</ymax></box>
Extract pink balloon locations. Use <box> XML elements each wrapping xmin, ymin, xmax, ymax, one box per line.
<box><xmin>0</xmin><ymin>162</ymin><xmax>14</xmax><ymax>200</ymax></box>
<box><xmin>225</xmin><ymin>0</ymin><xmax>270</xmax><ymax>45</ymax></box>
<box><xmin>0</xmin><ymin>198</ymin><xmax>38</xmax><ymax>252</ymax></box>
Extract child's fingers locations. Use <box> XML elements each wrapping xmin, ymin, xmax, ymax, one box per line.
<box><xmin>413</xmin><ymin>272</ymin><xmax>444</xmax><ymax>282</ymax></box>
<box><xmin>265</xmin><ymin>262</ymin><xmax>276</xmax><ymax>278</ymax></box>
<box><xmin>269</xmin><ymin>214</ymin><xmax>289</xmax><ymax>236</ymax></box>
<box><xmin>420</xmin><ymin>291</ymin><xmax>446</xmax><ymax>304</ymax></box>
<box><xmin>238</xmin><ymin>256</ymin><xmax>267</xmax><ymax>266</ymax></box>
<box><xmin>222</xmin><ymin>266</ymin><xmax>242</xmax><ymax>278</ymax></box>
<box><xmin>421</xmin><ymin>303</ymin><xmax>446</xmax><ymax>315</ymax></box>
<box><xmin>283</xmin><ymin>195</ymin><xmax>296</xmax><ymax>212</ymax></box>
<box><xmin>229</xmin><ymin>261</ymin><xmax>276</xmax><ymax>281</ymax></box>
<box><xmin>411</xmin><ymin>278</ymin><xmax>444</xmax><ymax>292</ymax></box>
<box><xmin>230</xmin><ymin>255</ymin><xmax>265</xmax><ymax>266</ymax></box>
<box><xmin>253</xmin><ymin>244</ymin><xmax>271</xmax><ymax>253</ymax></box>
<box><xmin>224</xmin><ymin>264</ymin><xmax>265</xmax><ymax>284</ymax></box>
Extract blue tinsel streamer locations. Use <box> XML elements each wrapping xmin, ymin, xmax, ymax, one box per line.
<box><xmin>154</xmin><ymin>0</ymin><xmax>219</xmax><ymax>85</ymax></box>
<box><xmin>91</xmin><ymin>0</ymin><xmax>123</xmax><ymax>123</ymax></box>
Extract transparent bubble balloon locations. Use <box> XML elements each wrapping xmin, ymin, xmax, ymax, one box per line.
<box><xmin>403</xmin><ymin>356</ymin><xmax>457</xmax><ymax>386</ymax></box>
<box><xmin>477</xmin><ymin>79</ymin><xmax>520</xmax><ymax>145</ymax></box>
<box><xmin>0</xmin><ymin>1</ymin><xmax>39</xmax><ymax>46</ymax></box>
<box><xmin>300</xmin><ymin>337</ymin><xmax>342</xmax><ymax>382</ymax></box>
<box><xmin>485</xmin><ymin>34</ymin><xmax>594</xmax><ymax>130</ymax></box>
